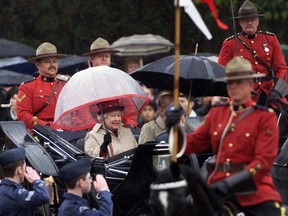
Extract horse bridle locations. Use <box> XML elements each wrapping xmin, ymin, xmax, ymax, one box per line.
<box><xmin>150</xmin><ymin>179</ymin><xmax>187</xmax><ymax>190</ymax></box>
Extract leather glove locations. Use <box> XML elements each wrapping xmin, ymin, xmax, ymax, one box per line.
<box><xmin>266</xmin><ymin>89</ymin><xmax>282</xmax><ymax>107</ymax></box>
<box><xmin>210</xmin><ymin>180</ymin><xmax>231</xmax><ymax>199</ymax></box>
<box><xmin>165</xmin><ymin>108</ymin><xmax>182</xmax><ymax>129</ymax></box>
<box><xmin>100</xmin><ymin>131</ymin><xmax>111</xmax><ymax>154</ymax></box>
<box><xmin>268</xmin><ymin>90</ymin><xmax>281</xmax><ymax>102</ymax></box>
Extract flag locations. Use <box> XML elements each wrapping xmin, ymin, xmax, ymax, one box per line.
<box><xmin>201</xmin><ymin>0</ymin><xmax>228</xmax><ymax>30</ymax></box>
<box><xmin>178</xmin><ymin>0</ymin><xmax>212</xmax><ymax>40</ymax></box>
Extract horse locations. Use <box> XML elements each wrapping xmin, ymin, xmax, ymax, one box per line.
<box><xmin>148</xmin><ymin>162</ymin><xmax>227</xmax><ymax>216</ymax></box>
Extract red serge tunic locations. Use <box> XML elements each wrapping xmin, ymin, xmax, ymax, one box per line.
<box><xmin>185</xmin><ymin>100</ymin><xmax>281</xmax><ymax>206</ymax></box>
<box><xmin>218</xmin><ymin>31</ymin><xmax>288</xmax><ymax>102</ymax></box>
<box><xmin>17</xmin><ymin>75</ymin><xmax>66</xmax><ymax>129</ymax></box>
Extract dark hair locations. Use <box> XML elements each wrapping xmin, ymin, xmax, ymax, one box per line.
<box><xmin>64</xmin><ymin>173</ymin><xmax>87</xmax><ymax>189</ymax></box>
<box><xmin>147</xmin><ymin>101</ymin><xmax>157</xmax><ymax>112</ymax></box>
<box><xmin>5</xmin><ymin>86</ymin><xmax>19</xmax><ymax>101</ymax></box>
<box><xmin>158</xmin><ymin>93</ymin><xmax>173</xmax><ymax>109</ymax></box>
<box><xmin>179</xmin><ymin>92</ymin><xmax>194</xmax><ymax>102</ymax></box>
<box><xmin>1</xmin><ymin>160</ymin><xmax>24</xmax><ymax>178</ymax></box>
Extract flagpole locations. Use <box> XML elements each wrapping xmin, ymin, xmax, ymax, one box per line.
<box><xmin>172</xmin><ymin>0</ymin><xmax>181</xmax><ymax>163</ymax></box>
<box><xmin>230</xmin><ymin>0</ymin><xmax>239</xmax><ymax>55</ymax></box>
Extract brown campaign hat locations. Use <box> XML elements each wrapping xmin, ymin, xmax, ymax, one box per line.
<box><xmin>234</xmin><ymin>0</ymin><xmax>265</xmax><ymax>19</ymax></box>
<box><xmin>82</xmin><ymin>37</ymin><xmax>119</xmax><ymax>56</ymax></box>
<box><xmin>28</xmin><ymin>42</ymin><xmax>67</xmax><ymax>62</ymax></box>
<box><xmin>216</xmin><ymin>56</ymin><xmax>266</xmax><ymax>81</ymax></box>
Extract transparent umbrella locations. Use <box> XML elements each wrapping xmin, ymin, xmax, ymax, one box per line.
<box><xmin>53</xmin><ymin>66</ymin><xmax>151</xmax><ymax>131</ymax></box>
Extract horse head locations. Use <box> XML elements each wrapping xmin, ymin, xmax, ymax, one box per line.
<box><xmin>148</xmin><ymin>162</ymin><xmax>225</xmax><ymax>216</ymax></box>
<box><xmin>148</xmin><ymin>162</ymin><xmax>194</xmax><ymax>216</ymax></box>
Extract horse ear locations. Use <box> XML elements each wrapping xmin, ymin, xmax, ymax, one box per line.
<box><xmin>170</xmin><ymin>162</ymin><xmax>181</xmax><ymax>179</ymax></box>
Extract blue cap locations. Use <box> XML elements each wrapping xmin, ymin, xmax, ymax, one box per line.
<box><xmin>0</xmin><ymin>147</ymin><xmax>26</xmax><ymax>167</ymax></box>
<box><xmin>164</xmin><ymin>102</ymin><xmax>184</xmax><ymax>116</ymax></box>
<box><xmin>59</xmin><ymin>158</ymin><xmax>92</xmax><ymax>181</ymax></box>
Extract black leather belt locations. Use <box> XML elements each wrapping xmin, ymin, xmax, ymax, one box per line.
<box><xmin>254</xmin><ymin>76</ymin><xmax>272</xmax><ymax>84</ymax></box>
<box><xmin>215</xmin><ymin>163</ymin><xmax>245</xmax><ymax>172</ymax></box>
<box><xmin>207</xmin><ymin>162</ymin><xmax>246</xmax><ymax>174</ymax></box>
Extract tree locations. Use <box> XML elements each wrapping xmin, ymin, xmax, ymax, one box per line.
<box><xmin>0</xmin><ymin>0</ymin><xmax>287</xmax><ymax>58</ymax></box>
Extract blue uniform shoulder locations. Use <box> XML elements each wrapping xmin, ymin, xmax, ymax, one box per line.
<box><xmin>259</xmin><ymin>30</ymin><xmax>276</xmax><ymax>36</ymax></box>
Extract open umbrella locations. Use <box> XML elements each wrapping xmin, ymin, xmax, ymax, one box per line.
<box><xmin>0</xmin><ymin>38</ymin><xmax>35</xmax><ymax>57</ymax></box>
<box><xmin>130</xmin><ymin>55</ymin><xmax>227</xmax><ymax>97</ymax></box>
<box><xmin>58</xmin><ymin>55</ymin><xmax>89</xmax><ymax>75</ymax></box>
<box><xmin>0</xmin><ymin>69</ymin><xmax>34</xmax><ymax>85</ymax></box>
<box><xmin>111</xmin><ymin>34</ymin><xmax>174</xmax><ymax>66</ymax></box>
<box><xmin>0</xmin><ymin>56</ymin><xmax>37</xmax><ymax>76</ymax></box>
<box><xmin>54</xmin><ymin>66</ymin><xmax>151</xmax><ymax>131</ymax></box>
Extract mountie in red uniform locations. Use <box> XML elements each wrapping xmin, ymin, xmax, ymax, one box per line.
<box><xmin>218</xmin><ymin>31</ymin><xmax>288</xmax><ymax>102</ymax></box>
<box><xmin>17</xmin><ymin>75</ymin><xmax>66</xmax><ymax>129</ymax></box>
<box><xmin>184</xmin><ymin>100</ymin><xmax>281</xmax><ymax>207</ymax></box>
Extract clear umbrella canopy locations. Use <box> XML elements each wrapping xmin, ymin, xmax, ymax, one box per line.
<box><xmin>54</xmin><ymin>66</ymin><xmax>151</xmax><ymax>131</ymax></box>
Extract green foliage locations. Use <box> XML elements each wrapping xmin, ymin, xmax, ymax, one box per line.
<box><xmin>0</xmin><ymin>0</ymin><xmax>288</xmax><ymax>56</ymax></box>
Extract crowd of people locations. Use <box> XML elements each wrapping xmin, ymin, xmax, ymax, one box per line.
<box><xmin>1</xmin><ymin>0</ymin><xmax>288</xmax><ymax>215</ymax></box>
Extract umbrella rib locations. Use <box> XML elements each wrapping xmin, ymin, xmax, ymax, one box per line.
<box><xmin>203</xmin><ymin>59</ymin><xmax>216</xmax><ymax>79</ymax></box>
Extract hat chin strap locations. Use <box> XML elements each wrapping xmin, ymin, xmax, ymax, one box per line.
<box><xmin>168</xmin><ymin>126</ymin><xmax>187</xmax><ymax>158</ymax></box>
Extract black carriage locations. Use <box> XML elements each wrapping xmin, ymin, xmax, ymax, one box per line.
<box><xmin>0</xmin><ymin>121</ymin><xmax>202</xmax><ymax>216</ymax></box>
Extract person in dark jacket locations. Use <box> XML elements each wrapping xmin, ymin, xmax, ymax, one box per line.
<box><xmin>0</xmin><ymin>147</ymin><xmax>50</xmax><ymax>216</ymax></box>
<box><xmin>58</xmin><ymin>158</ymin><xmax>113</xmax><ymax>216</ymax></box>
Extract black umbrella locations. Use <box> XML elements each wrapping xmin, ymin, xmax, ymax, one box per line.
<box><xmin>0</xmin><ymin>69</ymin><xmax>34</xmax><ymax>85</ymax></box>
<box><xmin>0</xmin><ymin>56</ymin><xmax>37</xmax><ymax>76</ymax></box>
<box><xmin>58</xmin><ymin>55</ymin><xmax>89</xmax><ymax>75</ymax></box>
<box><xmin>0</xmin><ymin>38</ymin><xmax>35</xmax><ymax>57</ymax></box>
<box><xmin>130</xmin><ymin>55</ymin><xmax>227</xmax><ymax>97</ymax></box>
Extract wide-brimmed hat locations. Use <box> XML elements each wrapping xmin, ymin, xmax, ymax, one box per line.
<box><xmin>234</xmin><ymin>0</ymin><xmax>265</xmax><ymax>19</ymax></box>
<box><xmin>216</xmin><ymin>56</ymin><xmax>266</xmax><ymax>81</ymax></box>
<box><xmin>97</xmin><ymin>99</ymin><xmax>124</xmax><ymax>115</ymax></box>
<box><xmin>28</xmin><ymin>42</ymin><xmax>67</xmax><ymax>62</ymax></box>
<box><xmin>82</xmin><ymin>37</ymin><xmax>119</xmax><ymax>57</ymax></box>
